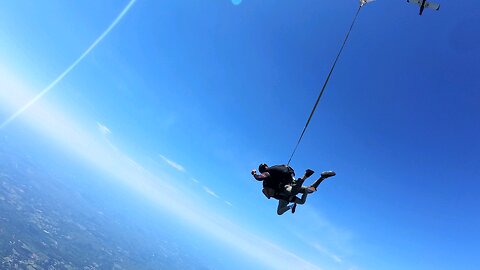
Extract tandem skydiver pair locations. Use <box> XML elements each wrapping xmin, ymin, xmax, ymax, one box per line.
<box><xmin>251</xmin><ymin>164</ymin><xmax>335</xmax><ymax>215</ymax></box>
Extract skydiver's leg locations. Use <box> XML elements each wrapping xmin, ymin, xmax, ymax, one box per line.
<box><xmin>291</xmin><ymin>171</ymin><xmax>336</xmax><ymax>206</ymax></box>
<box><xmin>277</xmin><ymin>199</ymin><xmax>293</xmax><ymax>215</ymax></box>
<box><xmin>291</xmin><ymin>172</ymin><xmax>336</xmax><ymax>207</ymax></box>
<box><xmin>290</xmin><ymin>179</ymin><xmax>304</xmax><ymax>194</ymax></box>
<box><xmin>291</xmin><ymin>169</ymin><xmax>315</xmax><ymax>194</ymax></box>
<box><xmin>310</xmin><ymin>178</ymin><xmax>324</xmax><ymax>190</ymax></box>
<box><xmin>310</xmin><ymin>171</ymin><xmax>336</xmax><ymax>190</ymax></box>
<box><xmin>292</xmin><ymin>191</ymin><xmax>309</xmax><ymax>205</ymax></box>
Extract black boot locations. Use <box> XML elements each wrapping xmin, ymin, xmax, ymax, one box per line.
<box><xmin>320</xmin><ymin>171</ymin><xmax>336</xmax><ymax>179</ymax></box>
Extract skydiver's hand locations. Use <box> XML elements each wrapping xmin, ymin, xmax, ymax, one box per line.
<box><xmin>251</xmin><ymin>170</ymin><xmax>257</xmax><ymax>176</ymax></box>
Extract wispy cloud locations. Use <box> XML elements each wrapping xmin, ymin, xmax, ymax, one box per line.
<box><xmin>191</xmin><ymin>177</ymin><xmax>200</xmax><ymax>184</ymax></box>
<box><xmin>224</xmin><ymin>201</ymin><xmax>233</xmax><ymax>206</ymax></box>
<box><xmin>95</xmin><ymin>122</ymin><xmax>119</xmax><ymax>152</ymax></box>
<box><xmin>289</xmin><ymin>210</ymin><xmax>351</xmax><ymax>267</ymax></box>
<box><xmin>96</xmin><ymin>122</ymin><xmax>111</xmax><ymax>136</ymax></box>
<box><xmin>312</xmin><ymin>243</ymin><xmax>343</xmax><ymax>263</ymax></box>
<box><xmin>202</xmin><ymin>186</ymin><xmax>220</xmax><ymax>199</ymax></box>
<box><xmin>0</xmin><ymin>0</ymin><xmax>137</xmax><ymax>129</ymax></box>
<box><xmin>159</xmin><ymin>155</ymin><xmax>186</xmax><ymax>172</ymax></box>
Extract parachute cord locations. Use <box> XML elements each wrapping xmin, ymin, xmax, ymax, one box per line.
<box><xmin>287</xmin><ymin>5</ymin><xmax>363</xmax><ymax>166</ymax></box>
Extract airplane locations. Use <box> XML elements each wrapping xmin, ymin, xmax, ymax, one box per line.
<box><xmin>407</xmin><ymin>0</ymin><xmax>440</xmax><ymax>15</ymax></box>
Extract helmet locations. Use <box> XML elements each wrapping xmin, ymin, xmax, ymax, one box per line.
<box><xmin>258</xmin><ymin>163</ymin><xmax>268</xmax><ymax>173</ymax></box>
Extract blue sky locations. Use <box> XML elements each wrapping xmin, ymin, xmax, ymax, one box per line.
<box><xmin>0</xmin><ymin>0</ymin><xmax>479</xmax><ymax>269</ymax></box>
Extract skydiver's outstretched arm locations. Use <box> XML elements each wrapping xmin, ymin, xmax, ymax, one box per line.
<box><xmin>251</xmin><ymin>170</ymin><xmax>269</xmax><ymax>181</ymax></box>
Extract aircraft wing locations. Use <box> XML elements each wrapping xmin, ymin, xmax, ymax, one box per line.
<box><xmin>360</xmin><ymin>0</ymin><xmax>376</xmax><ymax>6</ymax></box>
<box><xmin>425</xmin><ymin>2</ymin><xmax>440</xmax><ymax>10</ymax></box>
<box><xmin>407</xmin><ymin>0</ymin><xmax>423</xmax><ymax>6</ymax></box>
